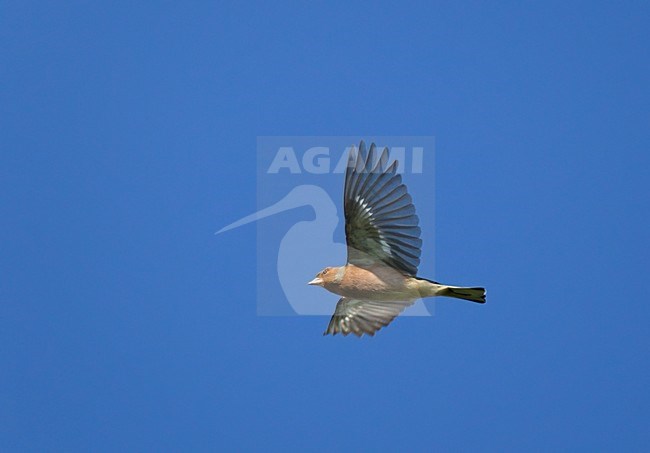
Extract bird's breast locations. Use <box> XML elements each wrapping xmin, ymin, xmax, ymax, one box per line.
<box><xmin>325</xmin><ymin>264</ymin><xmax>420</xmax><ymax>301</ymax></box>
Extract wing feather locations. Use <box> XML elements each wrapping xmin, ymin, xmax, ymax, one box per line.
<box><xmin>344</xmin><ymin>142</ymin><xmax>423</xmax><ymax>276</ymax></box>
<box><xmin>324</xmin><ymin>298</ymin><xmax>414</xmax><ymax>337</ymax></box>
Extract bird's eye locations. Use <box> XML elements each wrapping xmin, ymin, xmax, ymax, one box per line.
<box><xmin>322</xmin><ymin>269</ymin><xmax>328</xmax><ymax>275</ymax></box>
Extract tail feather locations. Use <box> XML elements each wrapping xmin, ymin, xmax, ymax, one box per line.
<box><xmin>416</xmin><ymin>278</ymin><xmax>487</xmax><ymax>304</ymax></box>
<box><xmin>442</xmin><ymin>286</ymin><xmax>486</xmax><ymax>303</ymax></box>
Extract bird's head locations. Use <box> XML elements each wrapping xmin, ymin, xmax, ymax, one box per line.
<box><xmin>308</xmin><ymin>267</ymin><xmax>338</xmax><ymax>287</ymax></box>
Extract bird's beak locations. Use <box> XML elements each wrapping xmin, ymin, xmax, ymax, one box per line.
<box><xmin>308</xmin><ymin>277</ymin><xmax>323</xmax><ymax>286</ymax></box>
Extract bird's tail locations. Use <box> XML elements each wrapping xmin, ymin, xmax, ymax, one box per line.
<box><xmin>418</xmin><ymin>279</ymin><xmax>486</xmax><ymax>303</ymax></box>
<box><xmin>441</xmin><ymin>285</ymin><xmax>486</xmax><ymax>303</ymax></box>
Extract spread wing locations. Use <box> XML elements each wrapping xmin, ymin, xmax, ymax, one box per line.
<box><xmin>344</xmin><ymin>141</ymin><xmax>422</xmax><ymax>276</ymax></box>
<box><xmin>324</xmin><ymin>298</ymin><xmax>414</xmax><ymax>337</ymax></box>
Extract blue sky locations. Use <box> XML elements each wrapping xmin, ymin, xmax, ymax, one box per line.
<box><xmin>2</xmin><ymin>1</ymin><xmax>649</xmax><ymax>451</ymax></box>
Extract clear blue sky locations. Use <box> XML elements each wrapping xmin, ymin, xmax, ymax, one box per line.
<box><xmin>2</xmin><ymin>1</ymin><xmax>649</xmax><ymax>451</ymax></box>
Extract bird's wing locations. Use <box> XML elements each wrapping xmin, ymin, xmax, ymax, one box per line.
<box><xmin>324</xmin><ymin>297</ymin><xmax>414</xmax><ymax>337</ymax></box>
<box><xmin>344</xmin><ymin>141</ymin><xmax>422</xmax><ymax>276</ymax></box>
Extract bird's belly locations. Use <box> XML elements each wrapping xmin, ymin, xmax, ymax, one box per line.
<box><xmin>341</xmin><ymin>288</ymin><xmax>418</xmax><ymax>301</ymax></box>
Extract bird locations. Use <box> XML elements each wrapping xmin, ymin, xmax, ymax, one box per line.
<box><xmin>308</xmin><ymin>141</ymin><xmax>486</xmax><ymax>337</ymax></box>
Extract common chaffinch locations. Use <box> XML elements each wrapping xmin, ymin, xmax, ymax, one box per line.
<box><xmin>309</xmin><ymin>141</ymin><xmax>485</xmax><ymax>337</ymax></box>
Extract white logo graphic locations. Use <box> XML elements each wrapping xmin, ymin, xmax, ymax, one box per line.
<box><xmin>217</xmin><ymin>183</ymin><xmax>431</xmax><ymax>317</ymax></box>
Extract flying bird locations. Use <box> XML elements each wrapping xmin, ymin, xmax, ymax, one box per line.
<box><xmin>309</xmin><ymin>141</ymin><xmax>486</xmax><ymax>336</ymax></box>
